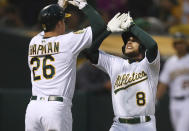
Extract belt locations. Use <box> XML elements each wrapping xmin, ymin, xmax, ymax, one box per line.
<box><xmin>118</xmin><ymin>116</ymin><xmax>151</xmax><ymax>124</ymax></box>
<box><xmin>173</xmin><ymin>96</ymin><xmax>186</xmax><ymax>100</ymax></box>
<box><xmin>30</xmin><ymin>96</ymin><xmax>63</xmax><ymax>102</ymax></box>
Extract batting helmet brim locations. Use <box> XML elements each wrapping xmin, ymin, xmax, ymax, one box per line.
<box><xmin>65</xmin><ymin>13</ymin><xmax>71</xmax><ymax>18</ymax></box>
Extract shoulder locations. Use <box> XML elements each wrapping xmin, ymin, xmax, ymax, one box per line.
<box><xmin>98</xmin><ymin>50</ymin><xmax>126</xmax><ymax>64</ymax></box>
<box><xmin>166</xmin><ymin>55</ymin><xmax>177</xmax><ymax>64</ymax></box>
<box><xmin>62</xmin><ymin>27</ymin><xmax>92</xmax><ymax>41</ymax></box>
<box><xmin>73</xmin><ymin>29</ymin><xmax>85</xmax><ymax>34</ymax></box>
<box><xmin>32</xmin><ymin>31</ymin><xmax>43</xmax><ymax>39</ymax></box>
<box><xmin>185</xmin><ymin>54</ymin><xmax>189</xmax><ymax>59</ymax></box>
<box><xmin>161</xmin><ymin>55</ymin><xmax>177</xmax><ymax>70</ymax></box>
<box><xmin>35</xmin><ymin>31</ymin><xmax>44</xmax><ymax>38</ymax></box>
<box><xmin>29</xmin><ymin>32</ymin><xmax>43</xmax><ymax>45</ymax></box>
<box><xmin>142</xmin><ymin>50</ymin><xmax>160</xmax><ymax>65</ymax></box>
<box><xmin>99</xmin><ymin>50</ymin><xmax>122</xmax><ymax>59</ymax></box>
<box><xmin>72</xmin><ymin>27</ymin><xmax>92</xmax><ymax>35</ymax></box>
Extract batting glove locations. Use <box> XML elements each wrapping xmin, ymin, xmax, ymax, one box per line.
<box><xmin>58</xmin><ymin>0</ymin><xmax>68</xmax><ymax>9</ymax></box>
<box><xmin>121</xmin><ymin>12</ymin><xmax>134</xmax><ymax>31</ymax></box>
<box><xmin>107</xmin><ymin>13</ymin><xmax>127</xmax><ymax>32</ymax></box>
<box><xmin>68</xmin><ymin>0</ymin><xmax>87</xmax><ymax>9</ymax></box>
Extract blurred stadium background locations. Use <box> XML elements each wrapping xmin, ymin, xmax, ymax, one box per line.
<box><xmin>0</xmin><ymin>0</ymin><xmax>189</xmax><ymax>130</ymax></box>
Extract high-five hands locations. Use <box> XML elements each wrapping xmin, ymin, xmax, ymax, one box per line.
<box><xmin>121</xmin><ymin>12</ymin><xmax>134</xmax><ymax>31</ymax></box>
<box><xmin>58</xmin><ymin>0</ymin><xmax>68</xmax><ymax>9</ymax></box>
<box><xmin>67</xmin><ymin>0</ymin><xmax>87</xmax><ymax>9</ymax></box>
<box><xmin>107</xmin><ymin>12</ymin><xmax>127</xmax><ymax>32</ymax></box>
<box><xmin>107</xmin><ymin>12</ymin><xmax>134</xmax><ymax>33</ymax></box>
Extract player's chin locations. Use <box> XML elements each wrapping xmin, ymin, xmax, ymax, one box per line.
<box><xmin>125</xmin><ymin>50</ymin><xmax>133</xmax><ymax>55</ymax></box>
<box><xmin>125</xmin><ymin>51</ymin><xmax>137</xmax><ymax>57</ymax></box>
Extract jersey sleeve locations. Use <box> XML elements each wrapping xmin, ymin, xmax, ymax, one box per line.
<box><xmin>94</xmin><ymin>50</ymin><xmax>114</xmax><ymax>75</ymax></box>
<box><xmin>144</xmin><ymin>50</ymin><xmax>160</xmax><ymax>73</ymax></box>
<box><xmin>70</xmin><ymin>27</ymin><xmax>93</xmax><ymax>55</ymax></box>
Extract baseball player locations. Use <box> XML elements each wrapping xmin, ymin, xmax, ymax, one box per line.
<box><xmin>85</xmin><ymin>13</ymin><xmax>160</xmax><ymax>131</ymax></box>
<box><xmin>25</xmin><ymin>0</ymin><xmax>128</xmax><ymax>130</ymax></box>
<box><xmin>157</xmin><ymin>32</ymin><xmax>189</xmax><ymax>131</ymax></box>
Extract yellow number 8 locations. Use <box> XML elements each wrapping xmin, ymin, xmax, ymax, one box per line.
<box><xmin>136</xmin><ymin>92</ymin><xmax>146</xmax><ymax>106</ymax></box>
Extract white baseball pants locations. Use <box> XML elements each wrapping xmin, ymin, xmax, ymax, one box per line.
<box><xmin>25</xmin><ymin>97</ymin><xmax>72</xmax><ymax>131</ymax></box>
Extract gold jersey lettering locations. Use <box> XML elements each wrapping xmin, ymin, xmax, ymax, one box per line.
<box><xmin>115</xmin><ymin>75</ymin><xmax>122</xmax><ymax>87</ymax></box>
<box><xmin>48</xmin><ymin>42</ymin><xmax>53</xmax><ymax>53</ymax></box>
<box><xmin>29</xmin><ymin>42</ymin><xmax>60</xmax><ymax>56</ymax></box>
<box><xmin>32</xmin><ymin>44</ymin><xmax>37</xmax><ymax>55</ymax></box>
<box><xmin>114</xmin><ymin>70</ymin><xmax>148</xmax><ymax>93</ymax></box>
<box><xmin>37</xmin><ymin>45</ymin><xmax>43</xmax><ymax>55</ymax></box>
<box><xmin>54</xmin><ymin>42</ymin><xmax>59</xmax><ymax>53</ymax></box>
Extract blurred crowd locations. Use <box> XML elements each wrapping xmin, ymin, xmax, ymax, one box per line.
<box><xmin>0</xmin><ymin>0</ymin><xmax>189</xmax><ymax>35</ymax></box>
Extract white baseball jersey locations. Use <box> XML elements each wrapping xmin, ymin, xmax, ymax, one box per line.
<box><xmin>159</xmin><ymin>54</ymin><xmax>189</xmax><ymax>131</ymax></box>
<box><xmin>159</xmin><ymin>54</ymin><xmax>189</xmax><ymax>97</ymax></box>
<box><xmin>95</xmin><ymin>51</ymin><xmax>160</xmax><ymax>117</ymax></box>
<box><xmin>28</xmin><ymin>27</ymin><xmax>92</xmax><ymax>99</ymax></box>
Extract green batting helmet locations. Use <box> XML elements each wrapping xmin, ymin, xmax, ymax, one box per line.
<box><xmin>39</xmin><ymin>4</ymin><xmax>70</xmax><ymax>32</ymax></box>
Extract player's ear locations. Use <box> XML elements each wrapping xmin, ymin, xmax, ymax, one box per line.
<box><xmin>56</xmin><ymin>20</ymin><xmax>65</xmax><ymax>29</ymax></box>
<box><xmin>58</xmin><ymin>20</ymin><xmax>63</xmax><ymax>25</ymax></box>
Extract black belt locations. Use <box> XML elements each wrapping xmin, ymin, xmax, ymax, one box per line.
<box><xmin>173</xmin><ymin>96</ymin><xmax>185</xmax><ymax>100</ymax></box>
<box><xmin>119</xmin><ymin>116</ymin><xmax>151</xmax><ymax>124</ymax></box>
<box><xmin>30</xmin><ymin>96</ymin><xmax>63</xmax><ymax>102</ymax></box>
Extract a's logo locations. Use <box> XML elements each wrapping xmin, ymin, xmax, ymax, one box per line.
<box><xmin>114</xmin><ymin>71</ymin><xmax>148</xmax><ymax>94</ymax></box>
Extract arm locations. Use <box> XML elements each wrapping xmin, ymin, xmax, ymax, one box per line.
<box><xmin>121</xmin><ymin>13</ymin><xmax>158</xmax><ymax>62</ymax></box>
<box><xmin>156</xmin><ymin>82</ymin><xmax>168</xmax><ymax>100</ymax></box>
<box><xmin>84</xmin><ymin>29</ymin><xmax>111</xmax><ymax>64</ymax></box>
<box><xmin>129</xmin><ymin>25</ymin><xmax>158</xmax><ymax>62</ymax></box>
<box><xmin>67</xmin><ymin>0</ymin><xmax>106</xmax><ymax>41</ymax></box>
<box><xmin>82</xmin><ymin>4</ymin><xmax>106</xmax><ymax>41</ymax></box>
<box><xmin>84</xmin><ymin>13</ymin><xmax>127</xmax><ymax>64</ymax></box>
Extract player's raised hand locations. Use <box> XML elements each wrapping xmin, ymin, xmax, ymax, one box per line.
<box><xmin>107</xmin><ymin>13</ymin><xmax>127</xmax><ymax>32</ymax></box>
<box><xmin>68</xmin><ymin>0</ymin><xmax>87</xmax><ymax>9</ymax></box>
<box><xmin>58</xmin><ymin>0</ymin><xmax>68</xmax><ymax>9</ymax></box>
<box><xmin>121</xmin><ymin>12</ymin><xmax>134</xmax><ymax>31</ymax></box>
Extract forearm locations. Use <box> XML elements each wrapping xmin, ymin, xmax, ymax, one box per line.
<box><xmin>82</xmin><ymin>4</ymin><xmax>106</xmax><ymax>41</ymax></box>
<box><xmin>84</xmin><ymin>29</ymin><xmax>111</xmax><ymax>64</ymax></box>
<box><xmin>130</xmin><ymin>25</ymin><xmax>158</xmax><ymax>62</ymax></box>
<box><xmin>156</xmin><ymin>82</ymin><xmax>168</xmax><ymax>100</ymax></box>
<box><xmin>90</xmin><ymin>29</ymin><xmax>111</xmax><ymax>53</ymax></box>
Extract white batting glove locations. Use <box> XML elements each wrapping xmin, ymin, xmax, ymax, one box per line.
<box><xmin>58</xmin><ymin>0</ymin><xmax>68</xmax><ymax>9</ymax></box>
<box><xmin>107</xmin><ymin>13</ymin><xmax>127</xmax><ymax>32</ymax></box>
<box><xmin>121</xmin><ymin>12</ymin><xmax>134</xmax><ymax>31</ymax></box>
<box><xmin>68</xmin><ymin>0</ymin><xmax>87</xmax><ymax>9</ymax></box>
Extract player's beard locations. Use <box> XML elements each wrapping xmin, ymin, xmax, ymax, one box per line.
<box><xmin>125</xmin><ymin>51</ymin><xmax>139</xmax><ymax>58</ymax></box>
<box><xmin>124</xmin><ymin>51</ymin><xmax>143</xmax><ymax>63</ymax></box>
